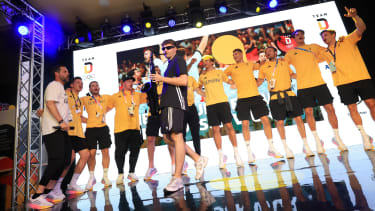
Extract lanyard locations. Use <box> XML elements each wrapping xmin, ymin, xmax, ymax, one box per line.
<box><xmin>122</xmin><ymin>90</ymin><xmax>135</xmax><ymax>105</ymax></box>
<box><xmin>91</xmin><ymin>95</ymin><xmax>103</xmax><ymax>110</ymax></box>
<box><xmin>70</xmin><ymin>91</ymin><xmax>81</xmax><ymax>109</ymax></box>
<box><xmin>295</xmin><ymin>47</ymin><xmax>313</xmax><ymax>53</ymax></box>
<box><xmin>326</xmin><ymin>41</ymin><xmax>337</xmax><ymax>62</ymax></box>
<box><xmin>271</xmin><ymin>59</ymin><xmax>279</xmax><ymax>78</ymax></box>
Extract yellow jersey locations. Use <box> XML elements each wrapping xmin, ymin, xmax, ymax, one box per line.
<box><xmin>224</xmin><ymin>62</ymin><xmax>260</xmax><ymax>99</ymax></box>
<box><xmin>198</xmin><ymin>69</ymin><xmax>229</xmax><ymax>106</ymax></box>
<box><xmin>66</xmin><ymin>90</ymin><xmax>84</xmax><ymax>138</ymax></box>
<box><xmin>81</xmin><ymin>94</ymin><xmax>111</xmax><ymax>128</ymax></box>
<box><xmin>285</xmin><ymin>44</ymin><xmax>326</xmax><ymax>90</ymax></box>
<box><xmin>259</xmin><ymin>59</ymin><xmax>295</xmax><ymax>100</ymax></box>
<box><xmin>187</xmin><ymin>76</ymin><xmax>199</xmax><ymax>106</ymax></box>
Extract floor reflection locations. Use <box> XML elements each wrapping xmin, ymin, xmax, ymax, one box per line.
<box><xmin>22</xmin><ymin>144</ymin><xmax>375</xmax><ymax>211</ymax></box>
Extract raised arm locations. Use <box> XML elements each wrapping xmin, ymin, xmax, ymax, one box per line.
<box><xmin>344</xmin><ymin>7</ymin><xmax>366</xmax><ymax>37</ymax></box>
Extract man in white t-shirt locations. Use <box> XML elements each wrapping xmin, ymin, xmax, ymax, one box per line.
<box><xmin>29</xmin><ymin>65</ymin><xmax>73</xmax><ymax>209</ymax></box>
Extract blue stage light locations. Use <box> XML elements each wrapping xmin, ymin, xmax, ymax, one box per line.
<box><xmin>168</xmin><ymin>19</ymin><xmax>176</xmax><ymax>27</ymax></box>
<box><xmin>17</xmin><ymin>25</ymin><xmax>29</xmax><ymax>36</ymax></box>
<box><xmin>268</xmin><ymin>0</ymin><xmax>278</xmax><ymax>9</ymax></box>
<box><xmin>219</xmin><ymin>5</ymin><xmax>228</xmax><ymax>14</ymax></box>
<box><xmin>122</xmin><ymin>24</ymin><xmax>132</xmax><ymax>33</ymax></box>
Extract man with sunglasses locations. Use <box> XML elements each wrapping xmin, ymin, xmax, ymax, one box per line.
<box><xmin>151</xmin><ymin>39</ymin><xmax>208</xmax><ymax>195</ymax></box>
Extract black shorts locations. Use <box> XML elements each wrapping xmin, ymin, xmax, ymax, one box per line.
<box><xmin>160</xmin><ymin>107</ymin><xmax>185</xmax><ymax>134</ymax></box>
<box><xmin>114</xmin><ymin>130</ymin><xmax>143</xmax><ymax>149</ymax></box>
<box><xmin>337</xmin><ymin>79</ymin><xmax>375</xmax><ymax>105</ymax></box>
<box><xmin>236</xmin><ymin>95</ymin><xmax>269</xmax><ymax>120</ymax></box>
<box><xmin>85</xmin><ymin>126</ymin><xmax>112</xmax><ymax>150</ymax></box>
<box><xmin>206</xmin><ymin>102</ymin><xmax>233</xmax><ymax>126</ymax></box>
<box><xmin>69</xmin><ymin>136</ymin><xmax>89</xmax><ymax>152</ymax></box>
<box><xmin>146</xmin><ymin>115</ymin><xmax>161</xmax><ymax>137</ymax></box>
<box><xmin>269</xmin><ymin>96</ymin><xmax>303</xmax><ymax>120</ymax></box>
<box><xmin>297</xmin><ymin>84</ymin><xmax>334</xmax><ymax>108</ymax></box>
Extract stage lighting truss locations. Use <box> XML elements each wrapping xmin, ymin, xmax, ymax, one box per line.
<box><xmin>1</xmin><ymin>0</ymin><xmax>45</xmax><ymax>207</ymax></box>
<box><xmin>61</xmin><ymin>0</ymin><xmax>325</xmax><ymax>50</ymax></box>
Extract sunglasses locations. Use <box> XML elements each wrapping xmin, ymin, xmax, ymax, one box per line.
<box><xmin>162</xmin><ymin>46</ymin><xmax>175</xmax><ymax>51</ymax></box>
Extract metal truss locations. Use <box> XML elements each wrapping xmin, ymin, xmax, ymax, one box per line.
<box><xmin>1</xmin><ymin>0</ymin><xmax>44</xmax><ymax>207</ymax></box>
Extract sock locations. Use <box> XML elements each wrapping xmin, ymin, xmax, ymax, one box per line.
<box><xmin>233</xmin><ymin>147</ymin><xmax>239</xmax><ymax>155</ymax></box>
<box><xmin>89</xmin><ymin>171</ymin><xmax>95</xmax><ymax>179</ymax></box>
<box><xmin>70</xmin><ymin>173</ymin><xmax>80</xmax><ymax>185</ymax></box>
<box><xmin>103</xmin><ymin>168</ymin><xmax>109</xmax><ymax>177</ymax></box>
<box><xmin>267</xmin><ymin>139</ymin><xmax>274</xmax><ymax>148</ymax></box>
<box><xmin>311</xmin><ymin>131</ymin><xmax>321</xmax><ymax>142</ymax></box>
<box><xmin>281</xmin><ymin>139</ymin><xmax>287</xmax><ymax>147</ymax></box>
<box><xmin>245</xmin><ymin>140</ymin><xmax>250</xmax><ymax>146</ymax></box>
<box><xmin>302</xmin><ymin>137</ymin><xmax>308</xmax><ymax>145</ymax></box>
<box><xmin>218</xmin><ymin>149</ymin><xmax>224</xmax><ymax>157</ymax></box>
<box><xmin>357</xmin><ymin>125</ymin><xmax>369</xmax><ymax>140</ymax></box>
<box><xmin>54</xmin><ymin>177</ymin><xmax>63</xmax><ymax>190</ymax></box>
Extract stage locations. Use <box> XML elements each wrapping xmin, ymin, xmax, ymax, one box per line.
<box><xmin>17</xmin><ymin>143</ymin><xmax>375</xmax><ymax>210</ymax></box>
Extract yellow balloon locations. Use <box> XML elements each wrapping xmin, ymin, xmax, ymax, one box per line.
<box><xmin>212</xmin><ymin>35</ymin><xmax>246</xmax><ymax>65</ymax></box>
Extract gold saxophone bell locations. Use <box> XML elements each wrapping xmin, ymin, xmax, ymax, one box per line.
<box><xmin>212</xmin><ymin>35</ymin><xmax>247</xmax><ymax>65</ymax></box>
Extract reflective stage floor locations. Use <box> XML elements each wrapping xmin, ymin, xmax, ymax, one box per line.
<box><xmin>24</xmin><ymin>144</ymin><xmax>375</xmax><ymax>210</ymax></box>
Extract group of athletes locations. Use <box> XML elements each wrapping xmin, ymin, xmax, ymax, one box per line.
<box><xmin>29</xmin><ymin>7</ymin><xmax>375</xmax><ymax>209</ymax></box>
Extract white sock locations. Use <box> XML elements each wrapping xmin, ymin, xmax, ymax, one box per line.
<box><xmin>302</xmin><ymin>137</ymin><xmax>309</xmax><ymax>145</ymax></box>
<box><xmin>357</xmin><ymin>125</ymin><xmax>369</xmax><ymax>140</ymax></box>
<box><xmin>267</xmin><ymin>139</ymin><xmax>274</xmax><ymax>146</ymax></box>
<box><xmin>245</xmin><ymin>141</ymin><xmax>250</xmax><ymax>146</ymax></box>
<box><xmin>233</xmin><ymin>147</ymin><xmax>239</xmax><ymax>155</ymax></box>
<box><xmin>89</xmin><ymin>171</ymin><xmax>95</xmax><ymax>179</ymax></box>
<box><xmin>70</xmin><ymin>173</ymin><xmax>80</xmax><ymax>185</ymax></box>
<box><xmin>281</xmin><ymin>139</ymin><xmax>287</xmax><ymax>147</ymax></box>
<box><xmin>333</xmin><ymin>129</ymin><xmax>344</xmax><ymax>143</ymax></box>
<box><xmin>312</xmin><ymin>131</ymin><xmax>321</xmax><ymax>143</ymax></box>
<box><xmin>103</xmin><ymin>168</ymin><xmax>109</xmax><ymax>178</ymax></box>
<box><xmin>54</xmin><ymin>177</ymin><xmax>63</xmax><ymax>190</ymax></box>
<box><xmin>218</xmin><ymin>149</ymin><xmax>224</xmax><ymax>157</ymax></box>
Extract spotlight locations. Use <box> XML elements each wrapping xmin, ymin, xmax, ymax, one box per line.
<box><xmin>12</xmin><ymin>14</ymin><xmax>30</xmax><ymax>36</ymax></box>
<box><xmin>140</xmin><ymin>3</ymin><xmax>155</xmax><ymax>36</ymax></box>
<box><xmin>268</xmin><ymin>0</ymin><xmax>278</xmax><ymax>9</ymax></box>
<box><xmin>242</xmin><ymin>0</ymin><xmax>262</xmax><ymax>15</ymax></box>
<box><xmin>121</xmin><ymin>16</ymin><xmax>133</xmax><ymax>34</ymax></box>
<box><xmin>166</xmin><ymin>6</ymin><xmax>177</xmax><ymax>28</ymax></box>
<box><xmin>189</xmin><ymin>0</ymin><xmax>204</xmax><ymax>28</ymax></box>
<box><xmin>215</xmin><ymin>0</ymin><xmax>228</xmax><ymax>15</ymax></box>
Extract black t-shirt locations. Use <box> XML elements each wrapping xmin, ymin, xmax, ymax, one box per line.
<box><xmin>160</xmin><ymin>55</ymin><xmax>188</xmax><ymax>110</ymax></box>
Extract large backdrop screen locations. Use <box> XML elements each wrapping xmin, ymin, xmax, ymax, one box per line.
<box><xmin>73</xmin><ymin>1</ymin><xmax>375</xmax><ymax>176</ymax></box>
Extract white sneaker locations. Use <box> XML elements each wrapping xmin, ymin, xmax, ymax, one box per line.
<box><xmin>270</xmin><ymin>160</ymin><xmax>286</xmax><ymax>171</ymax></box>
<box><xmin>219</xmin><ymin>154</ymin><xmax>227</xmax><ymax>169</ymax></box>
<box><xmin>164</xmin><ymin>177</ymin><xmax>184</xmax><ymax>194</ymax></box>
<box><xmin>29</xmin><ymin>194</ymin><xmax>54</xmax><ymax>209</ymax></box>
<box><xmin>85</xmin><ymin>177</ymin><xmax>96</xmax><ymax>191</ymax></box>
<box><xmin>332</xmin><ymin>137</ymin><xmax>348</xmax><ymax>152</ymax></box>
<box><xmin>284</xmin><ymin>147</ymin><xmax>294</xmax><ymax>159</ymax></box>
<box><xmin>303</xmin><ymin>144</ymin><xmax>315</xmax><ymax>157</ymax></box>
<box><xmin>234</xmin><ymin>153</ymin><xmax>244</xmax><ymax>166</ymax></box>
<box><xmin>116</xmin><ymin>174</ymin><xmax>124</xmax><ymax>185</ymax></box>
<box><xmin>267</xmin><ymin>146</ymin><xmax>284</xmax><ymax>158</ymax></box>
<box><xmin>127</xmin><ymin>173</ymin><xmax>139</xmax><ymax>182</ymax></box>
<box><xmin>67</xmin><ymin>183</ymin><xmax>85</xmax><ymax>194</ymax></box>
<box><xmin>316</xmin><ymin>140</ymin><xmax>325</xmax><ymax>154</ymax></box>
<box><xmin>247</xmin><ymin>149</ymin><xmax>256</xmax><ymax>163</ymax></box>
<box><xmin>195</xmin><ymin>156</ymin><xmax>208</xmax><ymax>180</ymax></box>
<box><xmin>144</xmin><ymin>168</ymin><xmax>157</xmax><ymax>180</ymax></box>
<box><xmin>47</xmin><ymin>188</ymin><xmax>65</xmax><ymax>202</ymax></box>
<box><xmin>102</xmin><ymin>176</ymin><xmax>112</xmax><ymax>187</ymax></box>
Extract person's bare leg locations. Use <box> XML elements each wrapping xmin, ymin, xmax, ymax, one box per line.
<box><xmin>147</xmin><ymin>136</ymin><xmax>156</xmax><ymax>169</ymax></box>
<box><xmin>276</xmin><ymin>120</ymin><xmax>293</xmax><ymax>158</ymax></box>
<box><xmin>212</xmin><ymin>126</ymin><xmax>226</xmax><ymax>168</ymax></box>
<box><xmin>294</xmin><ymin>116</ymin><xmax>314</xmax><ymax>156</ymax></box>
<box><xmin>260</xmin><ymin>116</ymin><xmax>283</xmax><ymax>158</ymax></box>
<box><xmin>304</xmin><ymin>107</ymin><xmax>324</xmax><ymax>153</ymax></box>
<box><xmin>242</xmin><ymin>120</ymin><xmax>255</xmax><ymax>163</ymax></box>
<box><xmin>348</xmin><ymin>103</ymin><xmax>373</xmax><ymax>150</ymax></box>
<box><xmin>224</xmin><ymin>122</ymin><xmax>243</xmax><ymax>166</ymax></box>
<box><xmin>323</xmin><ymin>104</ymin><xmax>347</xmax><ymax>151</ymax></box>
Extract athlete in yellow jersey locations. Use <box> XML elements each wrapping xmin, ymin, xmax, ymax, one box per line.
<box><xmin>65</xmin><ymin>77</ymin><xmax>90</xmax><ymax>193</ymax></box>
<box><xmin>81</xmin><ymin>81</ymin><xmax>112</xmax><ymax>188</ymax></box>
<box><xmin>106</xmin><ymin>70</ymin><xmax>147</xmax><ymax>185</ymax></box>
<box><xmin>286</xmin><ymin>29</ymin><xmax>347</xmax><ymax>153</ymax></box>
<box><xmin>198</xmin><ymin>55</ymin><xmax>244</xmax><ymax>168</ymax></box>
<box><xmin>258</xmin><ymin>47</ymin><xmax>313</xmax><ymax>158</ymax></box>
<box><xmin>225</xmin><ymin>48</ymin><xmax>284</xmax><ymax>161</ymax></box>
<box><xmin>320</xmin><ymin>7</ymin><xmax>375</xmax><ymax>151</ymax></box>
